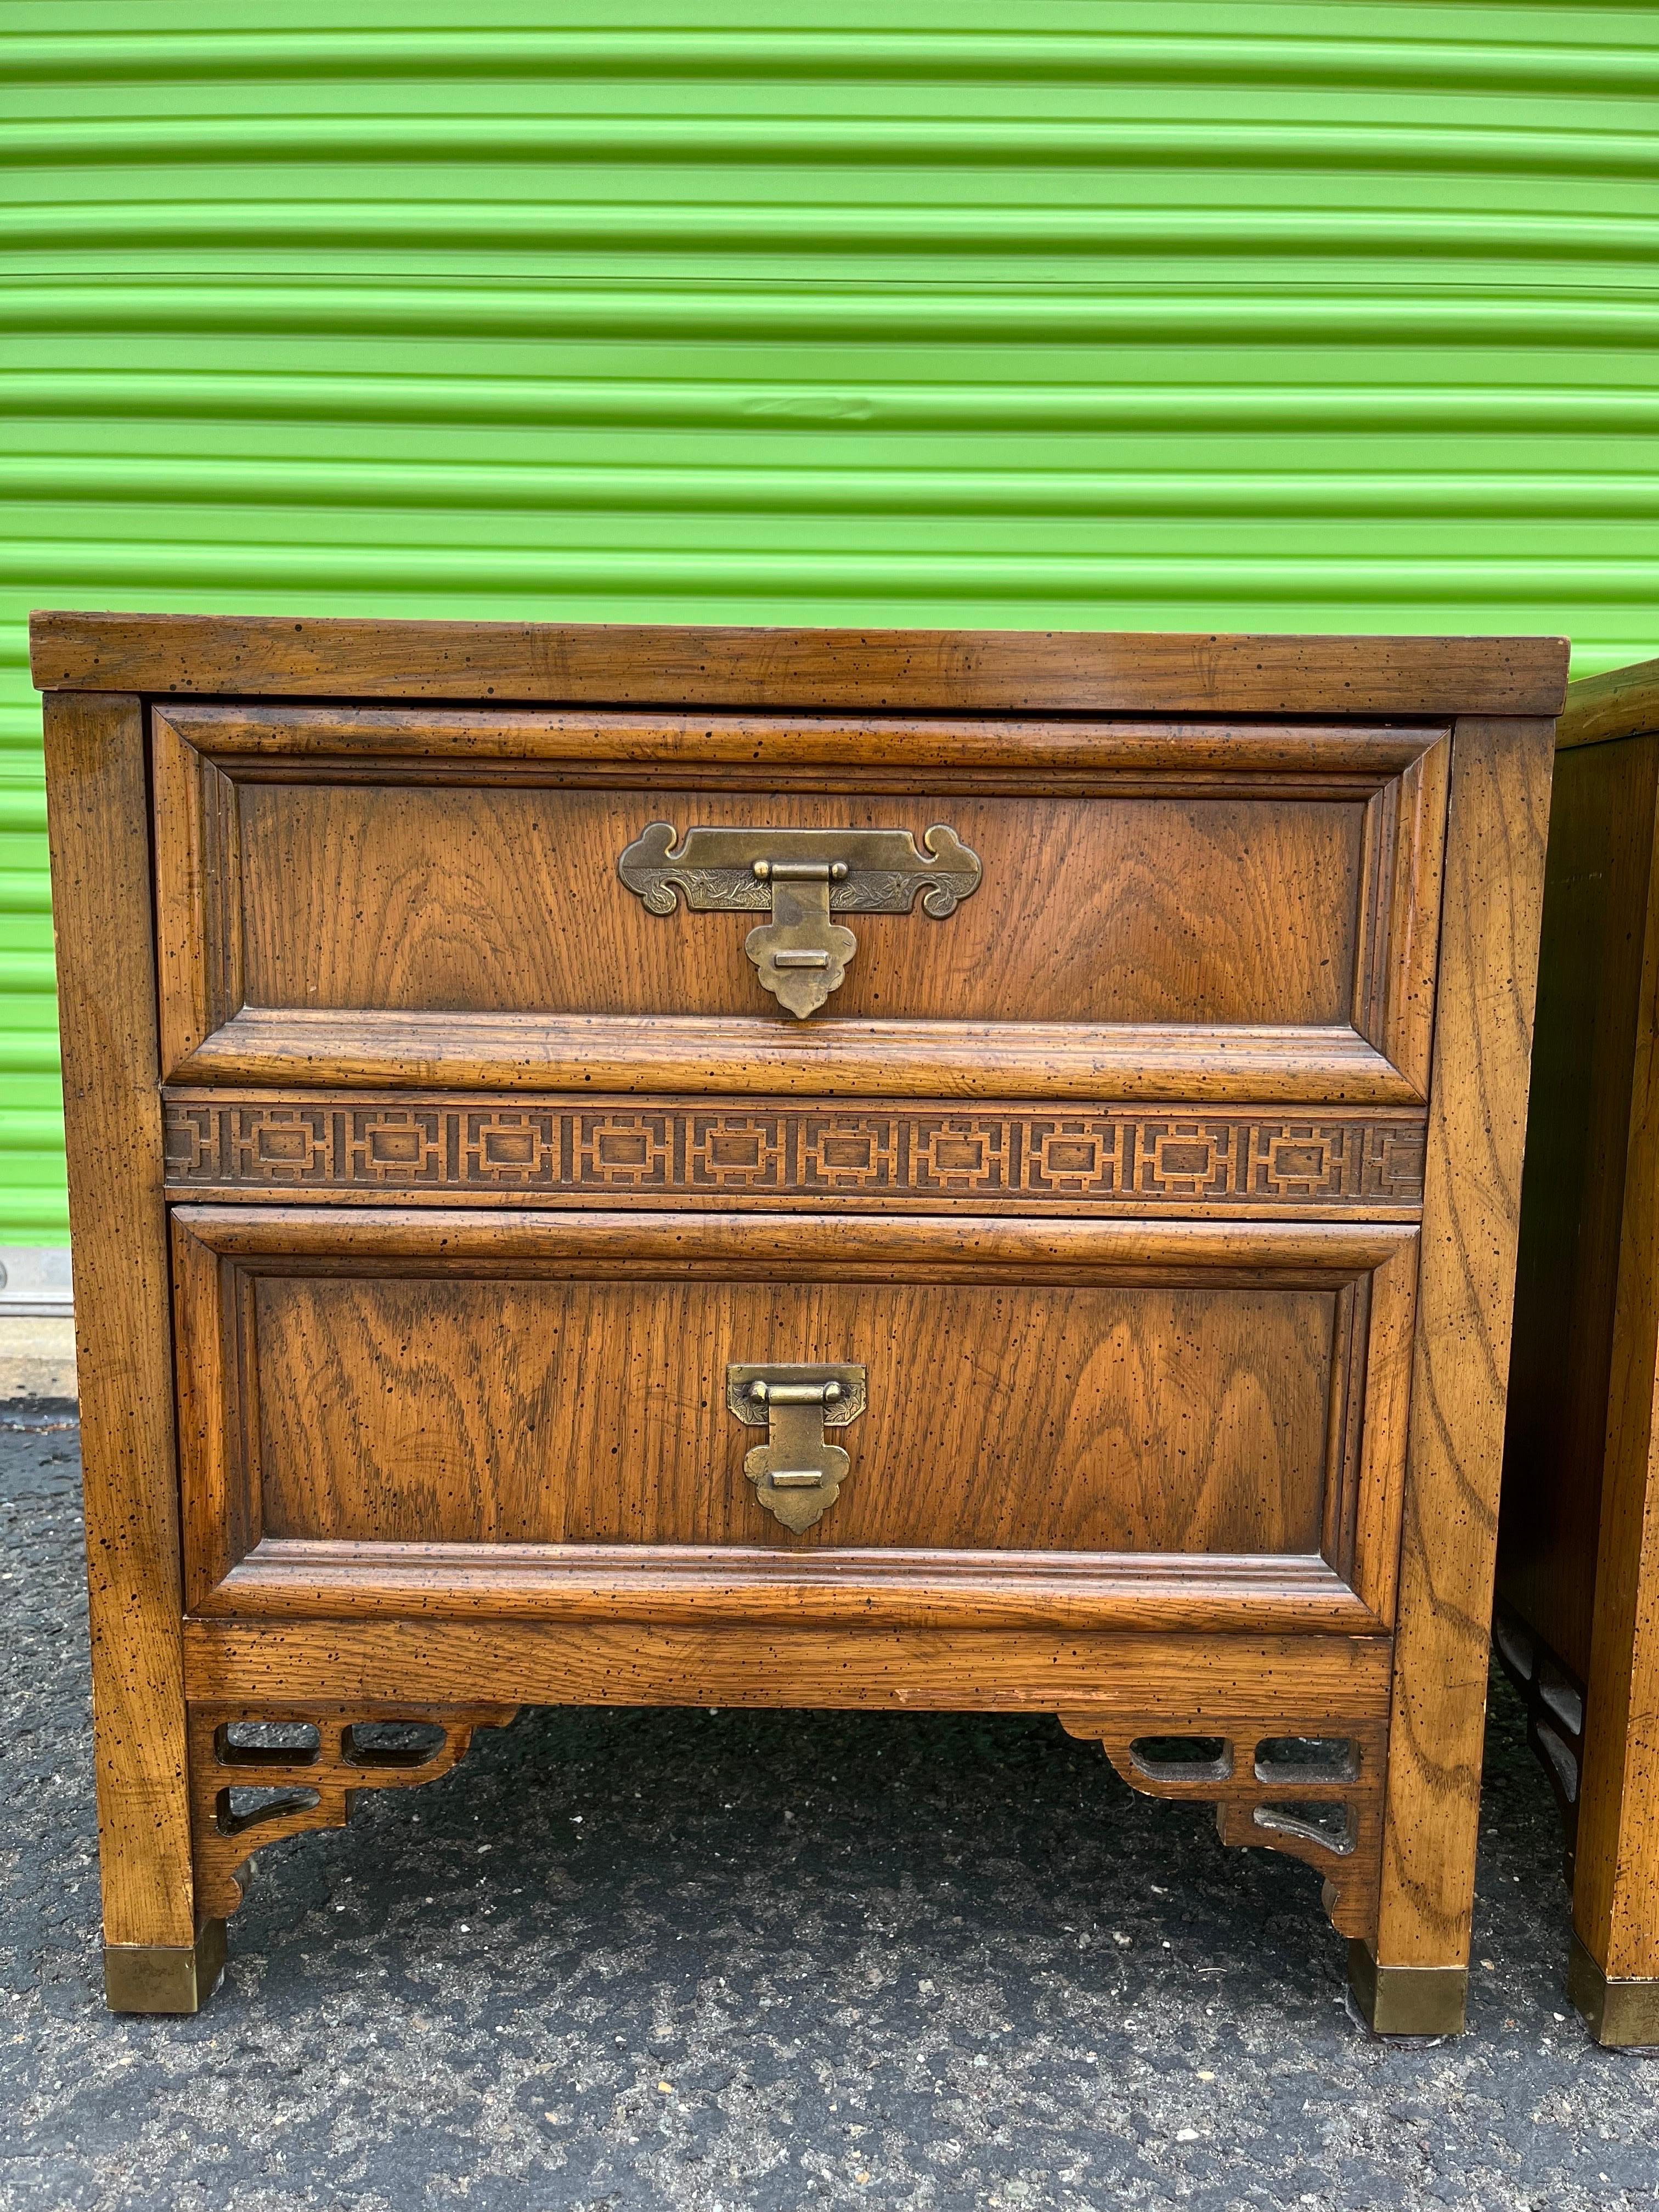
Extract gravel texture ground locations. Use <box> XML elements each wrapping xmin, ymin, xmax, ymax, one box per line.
<box><xmin>3</xmin><ymin>1408</ymin><xmax>1656</xmax><ymax>2211</ymax></box>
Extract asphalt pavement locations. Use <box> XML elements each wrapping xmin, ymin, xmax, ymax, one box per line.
<box><xmin>3</xmin><ymin>1408</ymin><xmax>1655</xmax><ymax>2211</ymax></box>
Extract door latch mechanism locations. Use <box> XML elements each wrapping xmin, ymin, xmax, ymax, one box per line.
<box><xmin>618</xmin><ymin>823</ymin><xmax>981</xmax><ymax>1018</ymax></box>
<box><xmin>726</xmin><ymin>1363</ymin><xmax>867</xmax><ymax>1532</ymax></box>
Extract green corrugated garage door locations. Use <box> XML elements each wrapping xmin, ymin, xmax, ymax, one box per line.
<box><xmin>3</xmin><ymin>1</ymin><xmax>1655</xmax><ymax>1243</ymax></box>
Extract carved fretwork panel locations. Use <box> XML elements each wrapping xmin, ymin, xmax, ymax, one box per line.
<box><xmin>188</xmin><ymin>1703</ymin><xmax>518</xmax><ymax>1918</ymax></box>
<box><xmin>1492</xmin><ymin>1602</ymin><xmax>1586</xmax><ymax>1884</ymax></box>
<box><xmin>1058</xmin><ymin>1712</ymin><xmax>1387</xmax><ymax>1941</ymax></box>
<box><xmin>163</xmin><ymin>1096</ymin><xmax>1427</xmax><ymax>1213</ymax></box>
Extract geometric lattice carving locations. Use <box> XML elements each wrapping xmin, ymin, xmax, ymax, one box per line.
<box><xmin>1057</xmin><ymin>1712</ymin><xmax>1388</xmax><ymax>1940</ymax></box>
<box><xmin>1492</xmin><ymin>1601</ymin><xmax>1586</xmax><ymax>1886</ymax></box>
<box><xmin>188</xmin><ymin>1703</ymin><xmax>518</xmax><ymax>1919</ymax></box>
<box><xmin>165</xmin><ymin>1098</ymin><xmax>1426</xmax><ymax>1211</ymax></box>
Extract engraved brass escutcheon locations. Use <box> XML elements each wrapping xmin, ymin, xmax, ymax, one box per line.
<box><xmin>617</xmin><ymin>823</ymin><xmax>982</xmax><ymax>1018</ymax></box>
<box><xmin>726</xmin><ymin>1362</ymin><xmax>867</xmax><ymax>1532</ymax></box>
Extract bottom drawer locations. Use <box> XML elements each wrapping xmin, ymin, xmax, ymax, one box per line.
<box><xmin>172</xmin><ymin>1205</ymin><xmax>1414</xmax><ymax>1629</ymax></box>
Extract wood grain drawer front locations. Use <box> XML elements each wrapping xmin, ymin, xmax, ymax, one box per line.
<box><xmin>154</xmin><ymin>707</ymin><xmax>1448</xmax><ymax>1101</ymax></box>
<box><xmin>174</xmin><ymin>1206</ymin><xmax>1416</xmax><ymax>1633</ymax></box>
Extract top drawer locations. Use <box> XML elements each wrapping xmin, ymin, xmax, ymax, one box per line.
<box><xmin>154</xmin><ymin>705</ymin><xmax>1447</xmax><ymax>1102</ymax></box>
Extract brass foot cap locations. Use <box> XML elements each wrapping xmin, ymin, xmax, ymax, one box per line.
<box><xmin>104</xmin><ymin>1920</ymin><xmax>227</xmax><ymax>2015</ymax></box>
<box><xmin>1568</xmin><ymin>1933</ymin><xmax>1659</xmax><ymax>2048</ymax></box>
<box><xmin>1347</xmin><ymin>1939</ymin><xmax>1467</xmax><ymax>2036</ymax></box>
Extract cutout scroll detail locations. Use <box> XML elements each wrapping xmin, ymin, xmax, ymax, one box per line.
<box><xmin>189</xmin><ymin>1702</ymin><xmax>518</xmax><ymax>1918</ymax></box>
<box><xmin>1060</xmin><ymin>1713</ymin><xmax>1386</xmax><ymax>1940</ymax></box>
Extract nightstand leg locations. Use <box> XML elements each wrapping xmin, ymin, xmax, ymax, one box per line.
<box><xmin>45</xmin><ymin>691</ymin><xmax>216</xmax><ymax>2013</ymax></box>
<box><xmin>1357</xmin><ymin>716</ymin><xmax>1554</xmax><ymax>2038</ymax></box>
<box><xmin>1559</xmin><ymin>757</ymin><xmax>1659</xmax><ymax>2051</ymax></box>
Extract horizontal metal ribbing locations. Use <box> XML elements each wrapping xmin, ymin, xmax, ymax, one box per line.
<box><xmin>2</xmin><ymin>2</ymin><xmax>1655</xmax><ymax>1242</ymax></box>
<box><xmin>3</xmin><ymin>29</ymin><xmax>1656</xmax><ymax>97</ymax></box>
<box><xmin>4</xmin><ymin>284</ymin><xmax>1657</xmax><ymax>345</ymax></box>
<box><xmin>4</xmin><ymin>373</ymin><xmax>1654</xmax><ymax>433</ymax></box>
<box><xmin>4</xmin><ymin>119</ymin><xmax>1657</xmax><ymax>177</ymax></box>
<box><xmin>4</xmin><ymin>459</ymin><xmax>1656</xmax><ymax>520</ymax></box>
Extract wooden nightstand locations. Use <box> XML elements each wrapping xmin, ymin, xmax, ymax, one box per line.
<box><xmin>32</xmin><ymin>613</ymin><xmax>1563</xmax><ymax>2028</ymax></box>
<box><xmin>1500</xmin><ymin>653</ymin><xmax>1659</xmax><ymax>2048</ymax></box>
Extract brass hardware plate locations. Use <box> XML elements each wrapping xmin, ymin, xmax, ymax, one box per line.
<box><xmin>727</xmin><ymin>1362</ymin><xmax>867</xmax><ymax>1532</ymax></box>
<box><xmin>617</xmin><ymin>823</ymin><xmax>981</xmax><ymax>1017</ymax></box>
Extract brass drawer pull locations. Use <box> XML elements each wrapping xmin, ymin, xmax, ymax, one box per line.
<box><xmin>618</xmin><ymin>823</ymin><xmax>981</xmax><ymax>1017</ymax></box>
<box><xmin>727</xmin><ymin>1362</ymin><xmax>867</xmax><ymax>1531</ymax></box>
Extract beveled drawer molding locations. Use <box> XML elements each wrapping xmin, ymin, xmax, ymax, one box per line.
<box><xmin>171</xmin><ymin>1205</ymin><xmax>1418</xmax><ymax>1623</ymax></box>
<box><xmin>163</xmin><ymin>1094</ymin><xmax>1427</xmax><ymax>1212</ymax></box>
<box><xmin>148</xmin><ymin>699</ymin><xmax>1452</xmax><ymax>1100</ymax></box>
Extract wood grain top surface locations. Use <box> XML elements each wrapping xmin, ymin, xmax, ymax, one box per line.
<box><xmin>30</xmin><ymin>612</ymin><xmax>1569</xmax><ymax>717</ymax></box>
